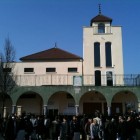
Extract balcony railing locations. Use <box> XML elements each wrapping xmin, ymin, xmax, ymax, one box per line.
<box><xmin>11</xmin><ymin>74</ymin><xmax>140</xmax><ymax>87</ymax></box>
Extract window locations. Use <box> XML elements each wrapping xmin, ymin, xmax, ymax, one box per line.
<box><xmin>24</xmin><ymin>68</ymin><xmax>34</xmax><ymax>73</ymax></box>
<box><xmin>46</xmin><ymin>68</ymin><xmax>56</xmax><ymax>72</ymax></box>
<box><xmin>106</xmin><ymin>71</ymin><xmax>113</xmax><ymax>86</ymax></box>
<box><xmin>95</xmin><ymin>70</ymin><xmax>101</xmax><ymax>86</ymax></box>
<box><xmin>94</xmin><ymin>42</ymin><xmax>100</xmax><ymax>67</ymax></box>
<box><xmin>98</xmin><ymin>23</ymin><xmax>105</xmax><ymax>33</ymax></box>
<box><xmin>68</xmin><ymin>68</ymin><xmax>77</xmax><ymax>73</ymax></box>
<box><xmin>3</xmin><ymin>68</ymin><xmax>11</xmax><ymax>72</ymax></box>
<box><xmin>105</xmin><ymin>42</ymin><xmax>112</xmax><ymax>67</ymax></box>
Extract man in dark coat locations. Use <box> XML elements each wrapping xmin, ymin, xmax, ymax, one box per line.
<box><xmin>60</xmin><ymin>117</ymin><xmax>69</xmax><ymax>140</ymax></box>
<box><xmin>44</xmin><ymin>116</ymin><xmax>51</xmax><ymax>139</ymax></box>
<box><xmin>126</xmin><ymin>116</ymin><xmax>136</xmax><ymax>140</ymax></box>
<box><xmin>51</xmin><ymin>116</ymin><xmax>60</xmax><ymax>140</ymax></box>
<box><xmin>118</xmin><ymin>116</ymin><xmax>127</xmax><ymax>140</ymax></box>
<box><xmin>70</xmin><ymin>116</ymin><xmax>80</xmax><ymax>140</ymax></box>
<box><xmin>36</xmin><ymin>115</ymin><xmax>44</xmax><ymax>140</ymax></box>
<box><xmin>80</xmin><ymin>114</ymin><xmax>87</xmax><ymax>140</ymax></box>
<box><xmin>4</xmin><ymin>115</ymin><xmax>15</xmax><ymax>140</ymax></box>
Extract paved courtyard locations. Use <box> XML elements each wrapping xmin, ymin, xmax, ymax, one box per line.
<box><xmin>0</xmin><ymin>134</ymin><xmax>4</xmax><ymax>140</ymax></box>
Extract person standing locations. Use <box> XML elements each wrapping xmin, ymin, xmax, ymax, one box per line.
<box><xmin>60</xmin><ymin>117</ymin><xmax>69</xmax><ymax>140</ymax></box>
<box><xmin>24</xmin><ymin>116</ymin><xmax>33</xmax><ymax>140</ymax></box>
<box><xmin>126</xmin><ymin>116</ymin><xmax>136</xmax><ymax>140</ymax></box>
<box><xmin>94</xmin><ymin>112</ymin><xmax>102</xmax><ymax>139</ymax></box>
<box><xmin>51</xmin><ymin>116</ymin><xmax>60</xmax><ymax>140</ymax></box>
<box><xmin>16</xmin><ymin>115</ymin><xmax>26</xmax><ymax>140</ymax></box>
<box><xmin>44</xmin><ymin>116</ymin><xmax>51</xmax><ymax>139</ymax></box>
<box><xmin>85</xmin><ymin>118</ymin><xmax>92</xmax><ymax>140</ymax></box>
<box><xmin>90</xmin><ymin>118</ymin><xmax>101</xmax><ymax>140</ymax></box>
<box><xmin>118</xmin><ymin>116</ymin><xmax>127</xmax><ymax>140</ymax></box>
<box><xmin>70</xmin><ymin>116</ymin><xmax>80</xmax><ymax>140</ymax></box>
<box><xmin>4</xmin><ymin>115</ymin><xmax>15</xmax><ymax>140</ymax></box>
<box><xmin>36</xmin><ymin>115</ymin><xmax>44</xmax><ymax>140</ymax></box>
<box><xmin>80</xmin><ymin>114</ymin><xmax>87</xmax><ymax>140</ymax></box>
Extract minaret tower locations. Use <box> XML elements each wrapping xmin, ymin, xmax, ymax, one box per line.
<box><xmin>83</xmin><ymin>5</ymin><xmax>124</xmax><ymax>86</ymax></box>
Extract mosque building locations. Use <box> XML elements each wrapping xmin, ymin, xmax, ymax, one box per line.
<box><xmin>1</xmin><ymin>6</ymin><xmax>140</xmax><ymax>118</ymax></box>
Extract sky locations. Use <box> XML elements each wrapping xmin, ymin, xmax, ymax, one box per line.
<box><xmin>0</xmin><ymin>0</ymin><xmax>140</xmax><ymax>74</ymax></box>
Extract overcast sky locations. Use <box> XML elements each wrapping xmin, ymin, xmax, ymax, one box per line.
<box><xmin>0</xmin><ymin>0</ymin><xmax>140</xmax><ymax>74</ymax></box>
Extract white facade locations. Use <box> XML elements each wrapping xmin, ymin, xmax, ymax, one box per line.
<box><xmin>83</xmin><ymin>20</ymin><xmax>124</xmax><ymax>86</ymax></box>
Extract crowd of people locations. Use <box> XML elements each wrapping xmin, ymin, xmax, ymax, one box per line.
<box><xmin>0</xmin><ymin>110</ymin><xmax>140</xmax><ymax>140</ymax></box>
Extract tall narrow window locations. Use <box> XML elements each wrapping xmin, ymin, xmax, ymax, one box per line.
<box><xmin>98</xmin><ymin>23</ymin><xmax>105</xmax><ymax>33</ymax></box>
<box><xmin>105</xmin><ymin>42</ymin><xmax>112</xmax><ymax>67</ymax></box>
<box><xmin>106</xmin><ymin>71</ymin><xmax>113</xmax><ymax>86</ymax></box>
<box><xmin>95</xmin><ymin>70</ymin><xmax>101</xmax><ymax>86</ymax></box>
<box><xmin>94</xmin><ymin>42</ymin><xmax>100</xmax><ymax>67</ymax></box>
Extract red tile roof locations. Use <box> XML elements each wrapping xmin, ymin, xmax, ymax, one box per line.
<box><xmin>90</xmin><ymin>14</ymin><xmax>112</xmax><ymax>25</ymax></box>
<box><xmin>20</xmin><ymin>47</ymin><xmax>82</xmax><ymax>62</ymax></box>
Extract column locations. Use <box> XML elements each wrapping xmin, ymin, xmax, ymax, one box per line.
<box><xmin>75</xmin><ymin>105</ymin><xmax>79</xmax><ymax>116</ymax></box>
<box><xmin>107</xmin><ymin>106</ymin><xmax>111</xmax><ymax>116</ymax></box>
<box><xmin>17</xmin><ymin>106</ymin><xmax>22</xmax><ymax>116</ymax></box>
<box><xmin>43</xmin><ymin>105</ymin><xmax>48</xmax><ymax>116</ymax></box>
<box><xmin>138</xmin><ymin>102</ymin><xmax>140</xmax><ymax>112</ymax></box>
<box><xmin>3</xmin><ymin>107</ymin><xmax>7</xmax><ymax>118</ymax></box>
<box><xmin>12</xmin><ymin>105</ymin><xmax>16</xmax><ymax>115</ymax></box>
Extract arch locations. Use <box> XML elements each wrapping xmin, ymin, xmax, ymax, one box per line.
<box><xmin>47</xmin><ymin>91</ymin><xmax>76</xmax><ymax>116</ymax></box>
<box><xmin>111</xmin><ymin>90</ymin><xmax>138</xmax><ymax>115</ymax></box>
<box><xmin>10</xmin><ymin>87</ymin><xmax>44</xmax><ymax>104</ymax></box>
<box><xmin>16</xmin><ymin>91</ymin><xmax>43</xmax><ymax>116</ymax></box>
<box><xmin>0</xmin><ymin>94</ymin><xmax>12</xmax><ymax>118</ymax></box>
<box><xmin>79</xmin><ymin>90</ymin><xmax>107</xmax><ymax>115</ymax></box>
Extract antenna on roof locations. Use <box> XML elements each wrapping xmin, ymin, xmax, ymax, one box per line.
<box><xmin>54</xmin><ymin>42</ymin><xmax>57</xmax><ymax>48</ymax></box>
<box><xmin>99</xmin><ymin>4</ymin><xmax>101</xmax><ymax>15</ymax></box>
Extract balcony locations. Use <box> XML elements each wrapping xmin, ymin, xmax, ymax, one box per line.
<box><xmin>12</xmin><ymin>74</ymin><xmax>140</xmax><ymax>87</ymax></box>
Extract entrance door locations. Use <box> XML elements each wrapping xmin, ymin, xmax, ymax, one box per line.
<box><xmin>83</xmin><ymin>103</ymin><xmax>102</xmax><ymax>115</ymax></box>
<box><xmin>48</xmin><ymin>109</ymin><xmax>58</xmax><ymax>119</ymax></box>
<box><xmin>106</xmin><ymin>71</ymin><xmax>113</xmax><ymax>86</ymax></box>
<box><xmin>95</xmin><ymin>71</ymin><xmax>101</xmax><ymax>86</ymax></box>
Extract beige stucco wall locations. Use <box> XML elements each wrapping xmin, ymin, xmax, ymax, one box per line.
<box><xmin>83</xmin><ymin>24</ymin><xmax>124</xmax><ymax>85</ymax></box>
<box><xmin>14</xmin><ymin>61</ymin><xmax>82</xmax><ymax>75</ymax></box>
<box><xmin>83</xmin><ymin>25</ymin><xmax>124</xmax><ymax>74</ymax></box>
<box><xmin>12</xmin><ymin>61</ymin><xmax>83</xmax><ymax>86</ymax></box>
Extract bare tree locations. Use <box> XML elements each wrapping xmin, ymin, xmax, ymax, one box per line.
<box><xmin>0</xmin><ymin>37</ymin><xmax>16</xmax><ymax>117</ymax></box>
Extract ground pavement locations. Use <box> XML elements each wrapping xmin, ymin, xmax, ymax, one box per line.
<box><xmin>0</xmin><ymin>133</ymin><xmax>4</xmax><ymax>140</ymax></box>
